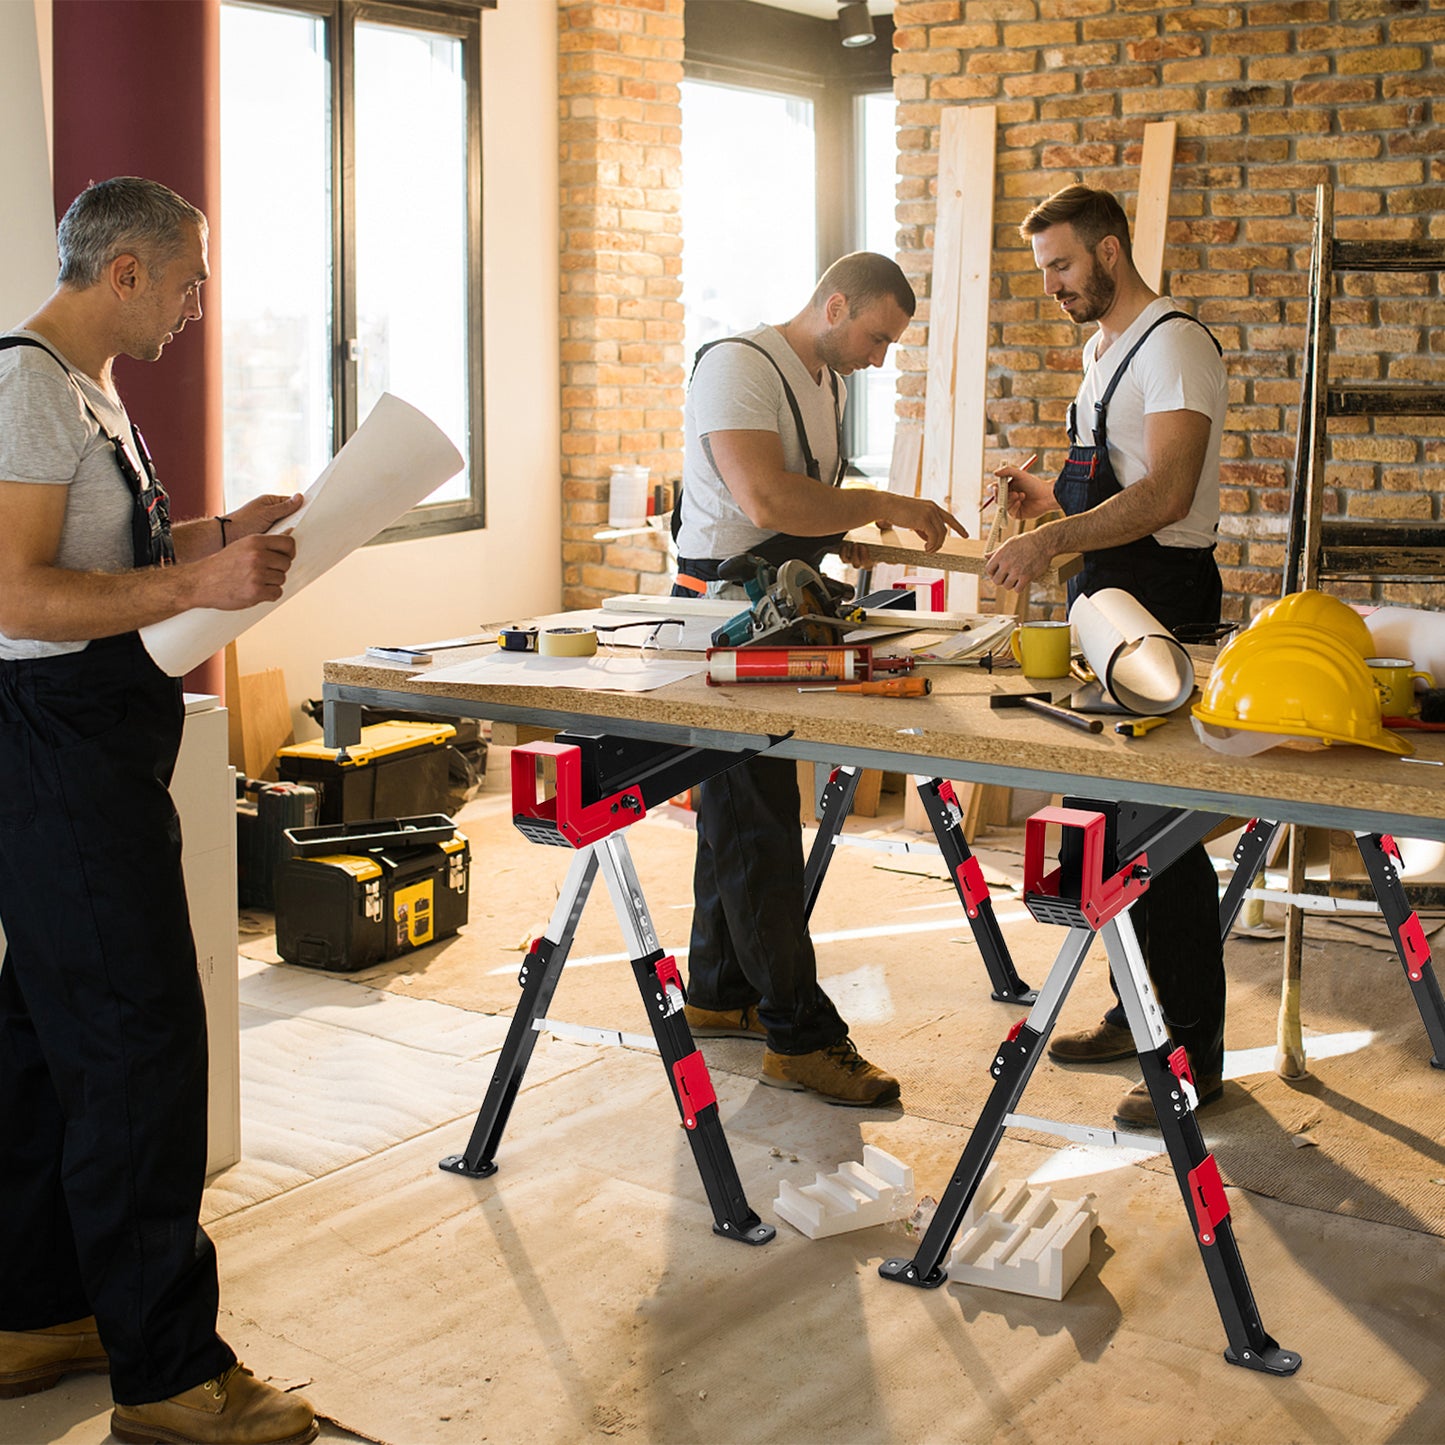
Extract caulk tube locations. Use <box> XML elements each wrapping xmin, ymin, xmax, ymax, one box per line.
<box><xmin>707</xmin><ymin>646</ymin><xmax>869</xmax><ymax>684</ymax></box>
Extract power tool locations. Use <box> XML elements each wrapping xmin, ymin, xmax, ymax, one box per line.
<box><xmin>709</xmin><ymin>554</ymin><xmax>857</xmax><ymax>649</ymax></box>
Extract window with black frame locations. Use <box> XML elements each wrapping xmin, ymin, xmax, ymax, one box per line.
<box><xmin>220</xmin><ymin>0</ymin><xmax>486</xmax><ymax>540</ymax></box>
<box><xmin>681</xmin><ymin>0</ymin><xmax>896</xmax><ymax>477</ymax></box>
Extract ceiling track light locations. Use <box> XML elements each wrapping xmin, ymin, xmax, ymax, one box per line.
<box><xmin>838</xmin><ymin>0</ymin><xmax>876</xmax><ymax>48</ymax></box>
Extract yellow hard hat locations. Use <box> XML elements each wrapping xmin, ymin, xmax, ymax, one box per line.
<box><xmin>1193</xmin><ymin>622</ymin><xmax>1412</xmax><ymax>756</ymax></box>
<box><xmin>1251</xmin><ymin>590</ymin><xmax>1374</xmax><ymax>657</ymax></box>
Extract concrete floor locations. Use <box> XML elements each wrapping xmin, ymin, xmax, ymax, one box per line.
<box><xmin>5</xmin><ymin>777</ymin><xmax>1444</xmax><ymax>1445</ymax></box>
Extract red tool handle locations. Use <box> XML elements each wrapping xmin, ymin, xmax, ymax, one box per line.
<box><xmin>836</xmin><ymin>676</ymin><xmax>932</xmax><ymax>697</ymax></box>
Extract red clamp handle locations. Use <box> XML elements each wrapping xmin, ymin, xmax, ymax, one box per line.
<box><xmin>1187</xmin><ymin>1155</ymin><xmax>1231</xmax><ymax>1246</ymax></box>
<box><xmin>955</xmin><ymin>856</ymin><xmax>988</xmax><ymax>919</ymax></box>
<box><xmin>672</xmin><ymin>1051</ymin><xmax>717</xmax><ymax>1130</ymax></box>
<box><xmin>1167</xmin><ymin>1046</ymin><xmax>1195</xmax><ymax>1089</ymax></box>
<box><xmin>1399</xmin><ymin>912</ymin><xmax>1430</xmax><ymax>982</ymax></box>
<box><xmin>1381</xmin><ymin>834</ymin><xmax>1402</xmax><ymax>863</ymax></box>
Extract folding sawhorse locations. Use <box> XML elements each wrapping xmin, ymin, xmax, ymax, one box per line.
<box><xmin>878</xmin><ymin>798</ymin><xmax>1302</xmax><ymax>1375</ymax></box>
<box><xmin>1219</xmin><ymin>819</ymin><xmax>1445</xmax><ymax>1068</ymax></box>
<box><xmin>802</xmin><ymin>765</ymin><xmax>1037</xmax><ymax>1005</ymax></box>
<box><xmin>439</xmin><ymin>731</ymin><xmax>776</xmax><ymax>1247</ymax></box>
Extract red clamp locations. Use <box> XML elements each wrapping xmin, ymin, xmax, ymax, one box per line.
<box><xmin>1381</xmin><ymin>834</ymin><xmax>1402</xmax><ymax>863</ymax></box>
<box><xmin>937</xmin><ymin>779</ymin><xmax>959</xmax><ymax>809</ymax></box>
<box><xmin>1398</xmin><ymin>912</ymin><xmax>1430</xmax><ymax>982</ymax></box>
<box><xmin>1167</xmin><ymin>1046</ymin><xmax>1195</xmax><ymax>1089</ymax></box>
<box><xmin>512</xmin><ymin>740</ymin><xmax>647</xmax><ymax>847</ymax></box>
<box><xmin>672</xmin><ymin>1051</ymin><xmax>717</xmax><ymax>1130</ymax></box>
<box><xmin>1022</xmin><ymin>806</ymin><xmax>1150</xmax><ymax>928</ymax></box>
<box><xmin>1006</xmin><ymin>1018</ymin><xmax>1027</xmax><ymax>1044</ymax></box>
<box><xmin>654</xmin><ymin>954</ymin><xmax>685</xmax><ymax>1010</ymax></box>
<box><xmin>955</xmin><ymin>856</ymin><xmax>989</xmax><ymax>919</ymax></box>
<box><xmin>1187</xmin><ymin>1155</ymin><xmax>1231</xmax><ymax>1246</ymax></box>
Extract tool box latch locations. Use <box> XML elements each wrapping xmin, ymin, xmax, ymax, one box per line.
<box><xmin>673</xmin><ymin>1051</ymin><xmax>717</xmax><ymax>1130</ymax></box>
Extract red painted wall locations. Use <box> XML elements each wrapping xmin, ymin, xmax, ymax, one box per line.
<box><xmin>52</xmin><ymin>0</ymin><xmax>223</xmax><ymax>689</ymax></box>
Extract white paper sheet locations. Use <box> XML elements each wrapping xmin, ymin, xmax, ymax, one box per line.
<box><xmin>418</xmin><ymin>651</ymin><xmax>704</xmax><ymax>693</ymax></box>
<box><xmin>141</xmin><ymin>393</ymin><xmax>464</xmax><ymax>676</ymax></box>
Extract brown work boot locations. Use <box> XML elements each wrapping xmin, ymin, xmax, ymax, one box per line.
<box><xmin>684</xmin><ymin>1003</ymin><xmax>767</xmax><ymax>1040</ymax></box>
<box><xmin>1113</xmin><ymin>1073</ymin><xmax>1225</xmax><ymax>1131</ymax></box>
<box><xmin>761</xmin><ymin>1037</ymin><xmax>901</xmax><ymax>1107</ymax></box>
<box><xmin>0</xmin><ymin>1316</ymin><xmax>108</xmax><ymax>1398</ymax></box>
<box><xmin>1047</xmin><ymin>1017</ymin><xmax>1138</xmax><ymax>1064</ymax></box>
<box><xmin>111</xmin><ymin>1362</ymin><xmax>318</xmax><ymax>1445</ymax></box>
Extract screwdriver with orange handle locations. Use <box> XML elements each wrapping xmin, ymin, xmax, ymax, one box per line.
<box><xmin>797</xmin><ymin>676</ymin><xmax>932</xmax><ymax>698</ymax></box>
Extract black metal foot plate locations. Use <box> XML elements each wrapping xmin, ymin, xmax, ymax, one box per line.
<box><xmin>992</xmin><ymin>986</ymin><xmax>1039</xmax><ymax>1005</ymax></box>
<box><xmin>1224</xmin><ymin>1343</ymin><xmax>1302</xmax><ymax>1375</ymax></box>
<box><xmin>438</xmin><ymin>1153</ymin><xmax>498</xmax><ymax>1178</ymax></box>
<box><xmin>713</xmin><ymin>1219</ymin><xmax>776</xmax><ymax>1246</ymax></box>
<box><xmin>879</xmin><ymin>1256</ymin><xmax>947</xmax><ymax>1289</ymax></box>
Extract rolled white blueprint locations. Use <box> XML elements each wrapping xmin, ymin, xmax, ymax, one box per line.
<box><xmin>1069</xmin><ymin>587</ymin><xmax>1194</xmax><ymax>715</ymax></box>
<box><xmin>142</xmin><ymin>393</ymin><xmax>463</xmax><ymax>677</ymax></box>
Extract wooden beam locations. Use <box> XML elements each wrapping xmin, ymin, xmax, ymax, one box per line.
<box><xmin>1133</xmin><ymin>120</ymin><xmax>1176</xmax><ymax>293</ymax></box>
<box><xmin>887</xmin><ymin>421</ymin><xmax>924</xmax><ymax>497</ymax></box>
<box><xmin>845</xmin><ymin>524</ymin><xmax>1082</xmax><ymax>584</ymax></box>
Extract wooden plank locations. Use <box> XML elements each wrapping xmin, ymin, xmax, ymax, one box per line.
<box><xmin>947</xmin><ymin>104</ymin><xmax>998</xmax><ymax>611</ymax></box>
<box><xmin>1321</xmin><ymin>520</ymin><xmax>1445</xmax><ymax>547</ymax></box>
<box><xmin>887</xmin><ymin>422</ymin><xmax>924</xmax><ymax>498</ymax></box>
<box><xmin>1132</xmin><ymin>120</ymin><xmax>1176</xmax><ymax>293</ymax></box>
<box><xmin>921</xmin><ymin>106</ymin><xmax>996</xmax><ymax>512</ymax></box>
<box><xmin>1318</xmin><ymin>547</ymin><xmax>1445</xmax><ymax>578</ymax></box>
<box><xmin>845</xmin><ymin>524</ymin><xmax>1082</xmax><ymax>584</ymax></box>
<box><xmin>237</xmin><ymin>667</ymin><xmax>293</xmax><ymax>782</ymax></box>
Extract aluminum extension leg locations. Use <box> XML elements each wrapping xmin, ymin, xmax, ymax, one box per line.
<box><xmin>800</xmin><ymin>765</ymin><xmax>1034</xmax><ymax>1003</ymax></box>
<box><xmin>880</xmin><ymin>908</ymin><xmax>1300</xmax><ymax>1375</ymax></box>
<box><xmin>440</xmin><ymin>834</ymin><xmax>773</xmax><ymax>1245</ymax></box>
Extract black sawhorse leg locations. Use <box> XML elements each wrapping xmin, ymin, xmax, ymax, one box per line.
<box><xmin>1354</xmin><ymin>832</ymin><xmax>1445</xmax><ymax>1069</ymax></box>
<box><xmin>440</xmin><ymin>829</ymin><xmax>774</xmax><ymax>1246</ymax></box>
<box><xmin>801</xmin><ymin>765</ymin><xmax>1035</xmax><ymax>1003</ymax></box>
<box><xmin>879</xmin><ymin>802</ymin><xmax>1300</xmax><ymax>1376</ymax></box>
<box><xmin>1220</xmin><ymin>820</ymin><xmax>1445</xmax><ymax>1068</ymax></box>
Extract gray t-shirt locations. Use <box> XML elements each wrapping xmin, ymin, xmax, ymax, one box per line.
<box><xmin>677</xmin><ymin>323</ymin><xmax>846</xmax><ymax>561</ymax></box>
<box><xmin>0</xmin><ymin>330</ymin><xmax>138</xmax><ymax>659</ymax></box>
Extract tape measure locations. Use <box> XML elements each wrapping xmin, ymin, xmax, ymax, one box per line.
<box><xmin>499</xmin><ymin>627</ymin><xmax>538</xmax><ymax>652</ymax></box>
<box><xmin>538</xmin><ymin>626</ymin><xmax>598</xmax><ymax>658</ymax></box>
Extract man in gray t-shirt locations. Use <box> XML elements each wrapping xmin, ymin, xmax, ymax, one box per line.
<box><xmin>672</xmin><ymin>253</ymin><xmax>965</xmax><ymax>1107</ymax></box>
<box><xmin>0</xmin><ymin>177</ymin><xmax>316</xmax><ymax>1444</ymax></box>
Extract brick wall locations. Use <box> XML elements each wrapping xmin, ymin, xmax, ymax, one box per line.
<box><xmin>558</xmin><ymin>0</ymin><xmax>684</xmax><ymax>607</ymax></box>
<box><xmin>892</xmin><ymin>0</ymin><xmax>1445</xmax><ymax>620</ymax></box>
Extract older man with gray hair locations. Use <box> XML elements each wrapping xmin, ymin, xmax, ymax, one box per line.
<box><xmin>0</xmin><ymin>177</ymin><xmax>314</xmax><ymax>1444</ymax></box>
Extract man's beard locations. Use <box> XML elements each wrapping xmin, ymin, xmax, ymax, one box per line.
<box><xmin>1061</xmin><ymin>257</ymin><xmax>1116</xmax><ymax>324</ymax></box>
<box><xmin>814</xmin><ymin>322</ymin><xmax>854</xmax><ymax>375</ymax></box>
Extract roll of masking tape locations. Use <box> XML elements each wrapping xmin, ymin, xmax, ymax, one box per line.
<box><xmin>539</xmin><ymin>626</ymin><xmax>598</xmax><ymax>658</ymax></box>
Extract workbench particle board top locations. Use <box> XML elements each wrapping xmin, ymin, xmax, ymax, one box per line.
<box><xmin>324</xmin><ymin>647</ymin><xmax>1445</xmax><ymax>828</ymax></box>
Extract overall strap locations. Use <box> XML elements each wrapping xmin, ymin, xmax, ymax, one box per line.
<box><xmin>691</xmin><ymin>335</ymin><xmax>843</xmax><ymax>486</ymax></box>
<box><xmin>1091</xmin><ymin>310</ymin><xmax>1223</xmax><ymax>444</ymax></box>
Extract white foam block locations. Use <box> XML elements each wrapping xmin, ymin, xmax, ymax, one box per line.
<box><xmin>945</xmin><ymin>1170</ymin><xmax>1099</xmax><ymax>1301</ymax></box>
<box><xmin>774</xmin><ymin>1145</ymin><xmax>915</xmax><ymax>1240</ymax></box>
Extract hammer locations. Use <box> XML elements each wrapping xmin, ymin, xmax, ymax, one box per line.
<box><xmin>990</xmin><ymin>692</ymin><xmax>1103</xmax><ymax>734</ymax></box>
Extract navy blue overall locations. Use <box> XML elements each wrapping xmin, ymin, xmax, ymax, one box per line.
<box><xmin>0</xmin><ymin>338</ymin><xmax>235</xmax><ymax>1403</ymax></box>
<box><xmin>672</xmin><ymin>337</ymin><xmax>851</xmax><ymax>1054</ymax></box>
<box><xmin>1055</xmin><ymin>310</ymin><xmax>1223</xmax><ymax>633</ymax></box>
<box><xmin>1054</xmin><ymin>311</ymin><xmax>1227</xmax><ymax>1079</ymax></box>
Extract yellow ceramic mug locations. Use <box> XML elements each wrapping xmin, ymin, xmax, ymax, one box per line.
<box><xmin>1366</xmin><ymin>657</ymin><xmax>1433</xmax><ymax>717</ymax></box>
<box><xmin>1010</xmin><ymin>620</ymin><xmax>1072</xmax><ymax>679</ymax></box>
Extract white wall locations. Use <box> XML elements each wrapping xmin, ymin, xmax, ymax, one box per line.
<box><xmin>0</xmin><ymin>2</ymin><xmax>58</xmax><ymax>324</ymax></box>
<box><xmin>237</xmin><ymin>0</ymin><xmax>561</xmax><ymax>733</ymax></box>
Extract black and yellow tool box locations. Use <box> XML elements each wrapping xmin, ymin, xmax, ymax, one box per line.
<box><xmin>237</xmin><ymin>779</ymin><xmax>318</xmax><ymax>910</ymax></box>
<box><xmin>274</xmin><ymin>815</ymin><xmax>470</xmax><ymax>972</ymax></box>
<box><xmin>276</xmin><ymin>721</ymin><xmax>456</xmax><ymax>826</ymax></box>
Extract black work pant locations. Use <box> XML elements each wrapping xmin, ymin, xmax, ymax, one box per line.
<box><xmin>687</xmin><ymin>753</ymin><xmax>848</xmax><ymax>1055</ymax></box>
<box><xmin>0</xmin><ymin>634</ymin><xmax>234</xmax><ymax>1404</ymax></box>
